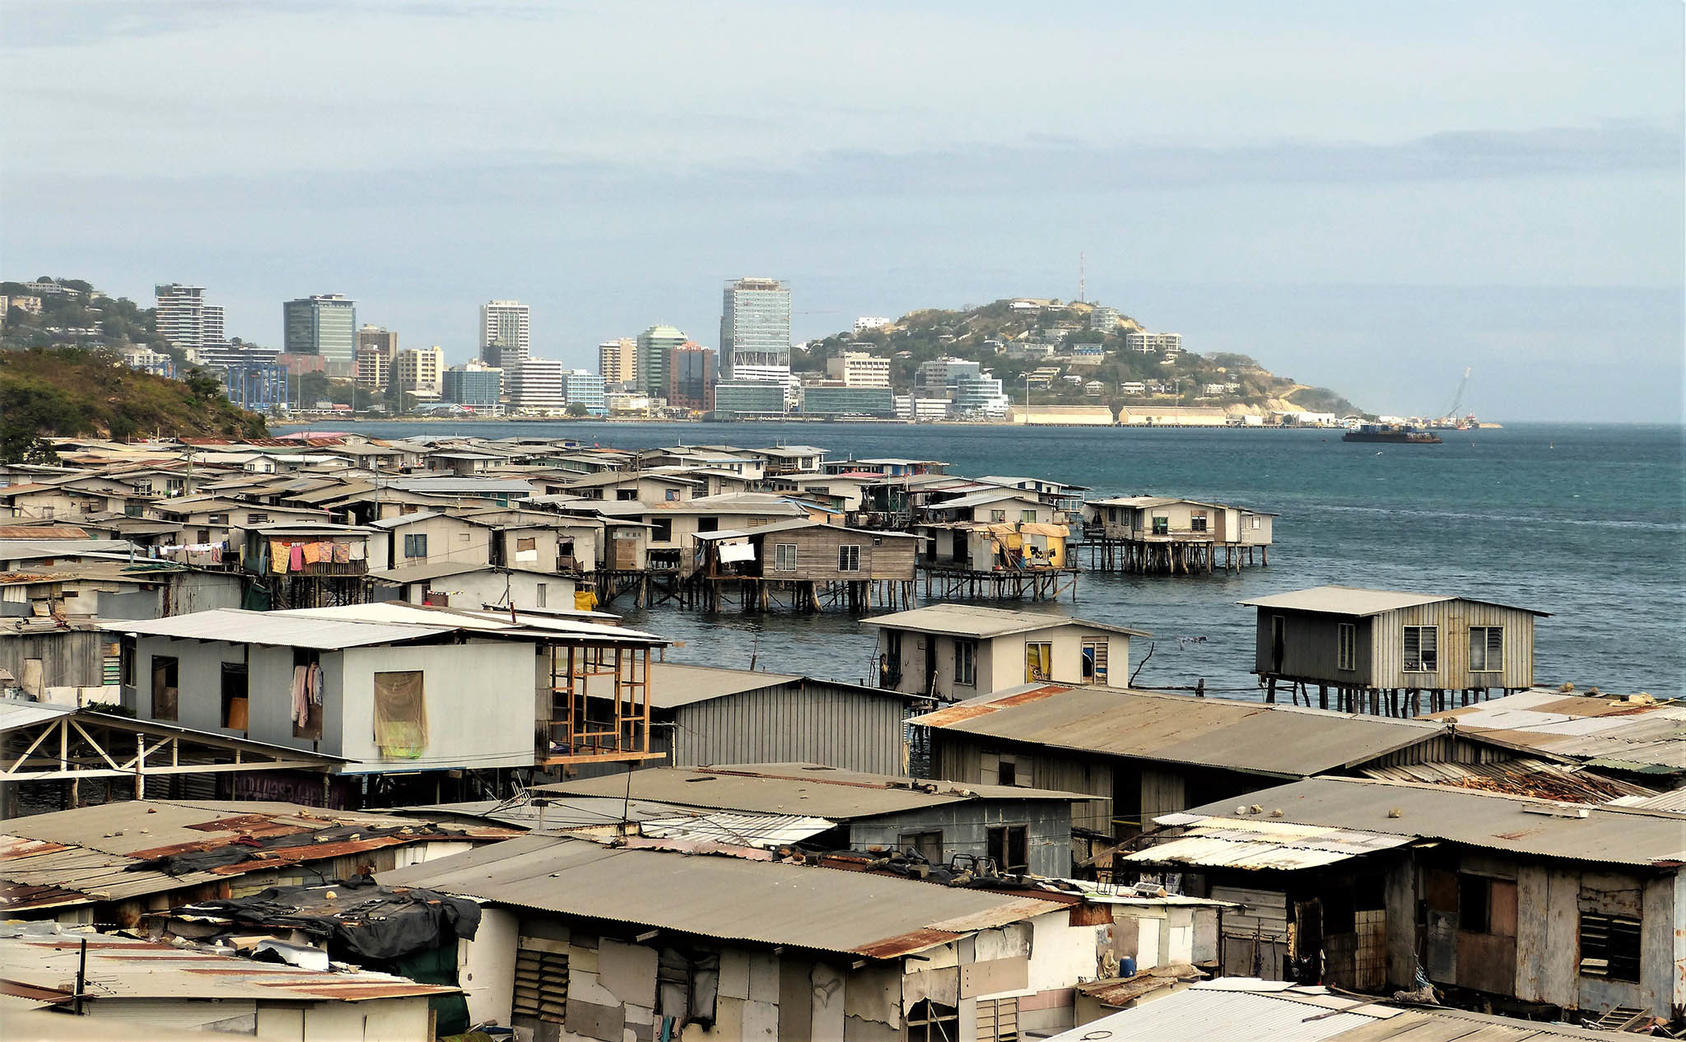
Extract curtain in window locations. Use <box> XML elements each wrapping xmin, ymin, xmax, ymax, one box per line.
<box><xmin>1024</xmin><ymin>643</ymin><xmax>1051</xmax><ymax>682</ymax></box>
<box><xmin>374</xmin><ymin>670</ymin><xmax>428</xmax><ymax>758</ymax></box>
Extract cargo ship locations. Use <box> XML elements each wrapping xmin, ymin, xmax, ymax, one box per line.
<box><xmin>1342</xmin><ymin>424</ymin><xmax>1442</xmax><ymax>445</ymax></box>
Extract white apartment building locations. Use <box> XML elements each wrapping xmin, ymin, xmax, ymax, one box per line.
<box><xmin>826</xmin><ymin>350</ymin><xmax>891</xmax><ymax>388</ymax></box>
<box><xmin>155</xmin><ymin>284</ymin><xmax>227</xmax><ymax>355</ymax></box>
<box><xmin>480</xmin><ymin>300</ymin><xmax>531</xmax><ymax>369</ymax></box>
<box><xmin>509</xmin><ymin>358</ymin><xmax>567</xmax><ymax>412</ymax></box>
<box><xmin>1125</xmin><ymin>331</ymin><xmax>1183</xmax><ymax>355</ymax></box>
<box><xmin>853</xmin><ymin>315</ymin><xmax>893</xmax><ymax>333</ymax></box>
<box><xmin>394</xmin><ymin>346</ymin><xmax>444</xmax><ymax>397</ymax></box>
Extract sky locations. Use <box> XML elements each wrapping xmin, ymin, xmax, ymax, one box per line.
<box><xmin>3</xmin><ymin>1</ymin><xmax>1682</xmax><ymax>421</ymax></box>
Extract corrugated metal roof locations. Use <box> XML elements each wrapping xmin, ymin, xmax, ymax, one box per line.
<box><xmin>1123</xmin><ymin>817</ymin><xmax>1415</xmax><ymax>870</ymax></box>
<box><xmin>861</xmin><ymin>604</ymin><xmax>1150</xmax><ymax>639</ymax></box>
<box><xmin>377</xmin><ymin>833</ymin><xmax>1061</xmax><ymax>958</ymax></box>
<box><xmin>910</xmin><ymin>685</ymin><xmax>1448</xmax><ymax>778</ymax></box>
<box><xmin>99</xmin><ymin>608</ymin><xmax>455</xmax><ymax>649</ymax></box>
<box><xmin>1358</xmin><ymin>757</ymin><xmax>1656</xmax><ymax>803</ymax></box>
<box><xmin>1172</xmin><ymin>777</ymin><xmax>1686</xmax><ymax>867</ymax></box>
<box><xmin>536</xmin><ymin>763</ymin><xmax>1092</xmax><ymax>819</ymax></box>
<box><xmin>1041</xmin><ymin>983</ymin><xmax>1391</xmax><ymax>1042</ymax></box>
<box><xmin>1433</xmin><ymin>689</ymin><xmax>1686</xmax><ymax>773</ymax></box>
<box><xmin>0</xmin><ymin>928</ymin><xmax>455</xmax><ymax>1003</ymax></box>
<box><xmin>1239</xmin><ymin>585</ymin><xmax>1549</xmax><ymax>617</ymax></box>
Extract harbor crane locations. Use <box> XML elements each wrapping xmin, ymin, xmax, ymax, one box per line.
<box><xmin>1444</xmin><ymin>367</ymin><xmax>1472</xmax><ymax>418</ymax></box>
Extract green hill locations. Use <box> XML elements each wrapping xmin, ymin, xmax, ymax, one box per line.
<box><xmin>0</xmin><ymin>347</ymin><xmax>267</xmax><ymax>461</ymax></box>
<box><xmin>800</xmin><ymin>298</ymin><xmax>1364</xmax><ymax>416</ymax></box>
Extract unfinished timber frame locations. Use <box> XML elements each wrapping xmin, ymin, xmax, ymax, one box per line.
<box><xmin>1080</xmin><ymin>536</ymin><xmax>1265</xmax><ymax>574</ymax></box>
<box><xmin>541</xmin><ymin>642</ymin><xmax>661</xmax><ymax>767</ymax></box>
<box><xmin>918</xmin><ymin>564</ymin><xmax>1077</xmax><ymax>602</ymax></box>
<box><xmin>1259</xmin><ymin>674</ymin><xmax>1527</xmax><ymax>718</ymax></box>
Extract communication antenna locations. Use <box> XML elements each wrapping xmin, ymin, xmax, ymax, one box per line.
<box><xmin>1078</xmin><ymin>253</ymin><xmax>1086</xmax><ymax>303</ymax></box>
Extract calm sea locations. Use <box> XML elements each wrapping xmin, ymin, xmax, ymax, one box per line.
<box><xmin>278</xmin><ymin>420</ymin><xmax>1686</xmax><ymax>698</ymax></box>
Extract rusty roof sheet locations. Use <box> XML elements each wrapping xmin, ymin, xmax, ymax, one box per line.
<box><xmin>1171</xmin><ymin>777</ymin><xmax>1686</xmax><ymax>868</ymax></box>
<box><xmin>909</xmin><ymin>685</ymin><xmax>1452</xmax><ymax>778</ymax></box>
<box><xmin>0</xmin><ymin>928</ymin><xmax>454</xmax><ymax>1004</ymax></box>
<box><xmin>1359</xmin><ymin>757</ymin><xmax>1656</xmax><ymax>803</ymax></box>
<box><xmin>378</xmin><ymin>833</ymin><xmax>1062</xmax><ymax>958</ymax></box>
<box><xmin>1433</xmin><ymin>689</ymin><xmax>1686</xmax><ymax>773</ymax></box>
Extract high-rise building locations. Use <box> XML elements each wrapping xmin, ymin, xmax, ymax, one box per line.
<box><xmin>443</xmin><ymin>361</ymin><xmax>502</xmax><ymax>407</ymax></box>
<box><xmin>394</xmin><ymin>346</ymin><xmax>444</xmax><ymax>398</ymax></box>
<box><xmin>480</xmin><ymin>300</ymin><xmax>531</xmax><ymax>370</ymax></box>
<box><xmin>282</xmin><ymin>294</ymin><xmax>357</xmax><ymax>375</ymax></box>
<box><xmin>155</xmin><ymin>284</ymin><xmax>227</xmax><ymax>356</ymax></box>
<box><xmin>719</xmin><ymin>277</ymin><xmax>791</xmax><ymax>381</ymax></box>
<box><xmin>915</xmin><ymin>356</ymin><xmax>983</xmax><ymax>396</ymax></box>
<box><xmin>597</xmin><ymin>337</ymin><xmax>637</xmax><ymax>389</ymax></box>
<box><xmin>508</xmin><ymin>358</ymin><xmax>567</xmax><ymax>412</ymax></box>
<box><xmin>635</xmin><ymin>325</ymin><xmax>687</xmax><ymax>399</ymax></box>
<box><xmin>354</xmin><ymin>325</ymin><xmax>397</xmax><ymax>390</ymax></box>
<box><xmin>561</xmin><ymin>369</ymin><xmax>607</xmax><ymax>415</ymax></box>
<box><xmin>666</xmin><ymin>342</ymin><xmax>717</xmax><ymax>412</ymax></box>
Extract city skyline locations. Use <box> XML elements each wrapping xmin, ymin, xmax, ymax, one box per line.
<box><xmin>2</xmin><ymin>2</ymin><xmax>1680</xmax><ymax>420</ymax></box>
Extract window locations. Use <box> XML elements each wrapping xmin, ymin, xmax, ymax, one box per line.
<box><xmin>907</xmin><ymin>1000</ymin><xmax>959</xmax><ymax>1042</ymax></box>
<box><xmin>1337</xmin><ymin>623</ymin><xmax>1357</xmax><ymax>671</ymax></box>
<box><xmin>697</xmin><ymin>517</ymin><xmax>719</xmax><ymax>533</ymax></box>
<box><xmin>1458</xmin><ymin>874</ymin><xmax>1490</xmax><ymax>932</ymax></box>
<box><xmin>208</xmin><ymin>513</ymin><xmax>229</xmax><ymax>525</ymax></box>
<box><xmin>1579</xmin><ymin>912</ymin><xmax>1641</xmax><ymax>982</ymax></box>
<box><xmin>246</xmin><ymin>512</ymin><xmax>269</xmax><ymax>524</ymax></box>
<box><xmin>402</xmin><ymin>532</ymin><xmax>428</xmax><ymax>559</ymax></box>
<box><xmin>990</xmin><ymin>509</ymin><xmax>1007</xmax><ymax>522</ymax></box>
<box><xmin>1469</xmin><ymin>626</ymin><xmax>1503</xmax><ymax>672</ymax></box>
<box><xmin>512</xmin><ymin>937</ymin><xmax>569</xmax><ymax>1025</ymax></box>
<box><xmin>656</xmin><ymin>948</ymin><xmax>719</xmax><ymax>1026</ymax></box>
<box><xmin>773</xmin><ymin>543</ymin><xmax>798</xmax><ymax>571</ymax></box>
<box><xmin>651</xmin><ymin>519</ymin><xmax>672</xmax><ymax>542</ymax></box>
<box><xmin>837</xmin><ymin>545</ymin><xmax>860</xmax><ymax>572</ymax></box>
<box><xmin>1081</xmin><ymin>638</ymin><xmax>1109</xmax><ymax>684</ymax></box>
<box><xmin>1151</xmin><ymin>514</ymin><xmax>1169</xmax><ymax>535</ymax></box>
<box><xmin>119</xmin><ymin>636</ymin><xmax>135</xmax><ymax>686</ymax></box>
<box><xmin>221</xmin><ymin>663</ymin><xmax>249</xmax><ymax>731</ymax></box>
<box><xmin>102</xmin><ymin>641</ymin><xmax>122</xmax><ymax>686</ymax></box>
<box><xmin>373</xmin><ymin>670</ymin><xmax>428</xmax><ymax>758</ymax></box>
<box><xmin>1020</xmin><ymin>509</ymin><xmax>1037</xmax><ymax>523</ymax></box>
<box><xmin>292</xmin><ymin>649</ymin><xmax>322</xmax><ymax>740</ymax></box>
<box><xmin>898</xmin><ymin>830</ymin><xmax>943</xmax><ymax>864</ymax></box>
<box><xmin>536</xmin><ymin>583</ymin><xmax>547</xmax><ymax>607</ymax></box>
<box><xmin>1024</xmin><ymin>641</ymin><xmax>1051</xmax><ymax>682</ymax></box>
<box><xmin>1191</xmin><ymin>512</ymin><xmax>1208</xmax><ymax>532</ymax></box>
<box><xmin>1250</xmin><ymin>516</ymin><xmax>1262</xmax><ymax>530</ymax></box>
<box><xmin>664</xmin><ymin>489</ymin><xmax>679</xmax><ymax>502</ymax></box>
<box><xmin>987</xmin><ymin>825</ymin><xmax>1029</xmax><ymax>874</ymax></box>
<box><xmin>150</xmin><ymin>656</ymin><xmax>179</xmax><ymax>721</ymax></box>
<box><xmin>977</xmin><ymin>997</ymin><xmax>1020</xmax><ymax>1042</ymax></box>
<box><xmin>515</xmin><ymin>536</ymin><xmax>538</xmax><ymax>562</ymax></box>
<box><xmin>616</xmin><ymin>488</ymin><xmax>638</xmax><ymax>501</ymax></box>
<box><xmin>1404</xmin><ymin>625</ymin><xmax>1438</xmax><ymax>673</ymax></box>
<box><xmin>954</xmin><ymin>639</ymin><xmax>977</xmax><ymax>686</ymax></box>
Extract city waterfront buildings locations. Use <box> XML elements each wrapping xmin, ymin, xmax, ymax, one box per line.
<box><xmin>393</xmin><ymin>345</ymin><xmax>444</xmax><ymax>398</ymax></box>
<box><xmin>443</xmin><ymin>360</ymin><xmax>502</xmax><ymax>407</ymax></box>
<box><xmin>666</xmin><ymin>341</ymin><xmax>716</xmax><ymax>412</ymax></box>
<box><xmin>826</xmin><ymin>350</ymin><xmax>891</xmax><ymax>388</ymax></box>
<box><xmin>597</xmin><ymin>336</ymin><xmax>637</xmax><ymax>389</ymax></box>
<box><xmin>635</xmin><ymin>324</ymin><xmax>686</xmax><ymax>399</ymax></box>
<box><xmin>282</xmin><ymin>294</ymin><xmax>357</xmax><ymax>375</ymax></box>
<box><xmin>479</xmin><ymin>299</ymin><xmax>530</xmax><ymax>370</ymax></box>
<box><xmin>561</xmin><ymin>368</ymin><xmax>607</xmax><ymax>415</ymax></box>
<box><xmin>154</xmin><ymin>283</ymin><xmax>226</xmax><ymax>356</ymax></box>
<box><xmin>354</xmin><ymin>324</ymin><xmax>397</xmax><ymax>389</ymax></box>
<box><xmin>508</xmin><ymin>357</ymin><xmax>567</xmax><ymax>412</ymax></box>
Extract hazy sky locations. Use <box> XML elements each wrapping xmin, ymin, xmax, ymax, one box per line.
<box><xmin>4</xmin><ymin>1</ymin><xmax>1682</xmax><ymax>420</ymax></box>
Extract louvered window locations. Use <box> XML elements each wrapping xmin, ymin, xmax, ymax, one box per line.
<box><xmin>1403</xmin><ymin>626</ymin><xmax>1438</xmax><ymax>673</ymax></box>
<box><xmin>1469</xmin><ymin>626</ymin><xmax>1503</xmax><ymax>673</ymax></box>
<box><xmin>977</xmin><ymin>997</ymin><xmax>1020</xmax><ymax>1042</ymax></box>
<box><xmin>512</xmin><ymin>936</ymin><xmax>568</xmax><ymax>1024</ymax></box>
<box><xmin>1337</xmin><ymin>623</ymin><xmax>1357</xmax><ymax>671</ymax></box>
<box><xmin>1579</xmin><ymin>913</ymin><xmax>1640</xmax><ymax>982</ymax></box>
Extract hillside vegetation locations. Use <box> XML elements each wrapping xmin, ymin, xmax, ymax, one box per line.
<box><xmin>0</xmin><ymin>347</ymin><xmax>266</xmax><ymax>461</ymax></box>
<box><xmin>800</xmin><ymin>298</ymin><xmax>1364</xmax><ymax>416</ymax></box>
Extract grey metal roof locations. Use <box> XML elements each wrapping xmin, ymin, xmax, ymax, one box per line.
<box><xmin>1238</xmin><ymin>585</ymin><xmax>1550</xmax><ymax>617</ymax></box>
<box><xmin>535</xmin><ymin>763</ymin><xmax>1092</xmax><ymax>819</ymax></box>
<box><xmin>366</xmin><ymin>561</ymin><xmax>559</xmax><ymax>583</ymax></box>
<box><xmin>1432</xmin><ymin>688</ymin><xmax>1686</xmax><ymax>773</ymax></box>
<box><xmin>694</xmin><ymin>519</ymin><xmax>918</xmax><ymax>542</ymax></box>
<box><xmin>1173</xmin><ymin>776</ymin><xmax>1686</xmax><ymax>867</ymax></box>
<box><xmin>1122</xmin><ymin>817</ymin><xmax>1415</xmax><ymax>870</ymax></box>
<box><xmin>377</xmin><ymin>833</ymin><xmax>1062</xmax><ymax>958</ymax></box>
<box><xmin>392</xmin><ymin>795</ymin><xmax>834</xmax><ymax>846</ymax></box>
<box><xmin>861</xmin><ymin>604</ymin><xmax>1150</xmax><ymax>639</ymax></box>
<box><xmin>911</xmin><ymin>685</ymin><xmax>1448</xmax><ymax>778</ymax></box>
<box><xmin>100</xmin><ymin>608</ymin><xmax>455</xmax><ymax>649</ymax></box>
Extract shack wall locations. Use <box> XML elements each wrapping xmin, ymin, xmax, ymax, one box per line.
<box><xmin>844</xmin><ymin>798</ymin><xmax>1073</xmax><ymax>877</ymax></box>
<box><xmin>673</xmin><ymin>681</ymin><xmax>911</xmax><ymax>775</ymax></box>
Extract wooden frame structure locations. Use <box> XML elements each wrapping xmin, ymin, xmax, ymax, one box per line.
<box><xmin>918</xmin><ymin>564</ymin><xmax>1077</xmax><ymax>602</ymax></box>
<box><xmin>540</xmin><ymin>642</ymin><xmax>663</xmax><ymax>767</ymax></box>
<box><xmin>1</xmin><ymin>704</ymin><xmax>340</xmax><ymax>809</ymax></box>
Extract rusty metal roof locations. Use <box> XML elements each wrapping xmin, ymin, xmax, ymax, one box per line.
<box><xmin>378</xmin><ymin>833</ymin><xmax>1063</xmax><ymax>958</ymax></box>
<box><xmin>1432</xmin><ymin>688</ymin><xmax>1686</xmax><ymax>774</ymax></box>
<box><xmin>1168</xmin><ymin>776</ymin><xmax>1686</xmax><ymax>868</ymax></box>
<box><xmin>0</xmin><ymin>800</ymin><xmax>517</xmax><ymax>911</ymax></box>
<box><xmin>910</xmin><ymin>685</ymin><xmax>1453</xmax><ymax>778</ymax></box>
<box><xmin>0</xmin><ymin>926</ymin><xmax>454</xmax><ymax>1004</ymax></box>
<box><xmin>1358</xmin><ymin>757</ymin><xmax>1656</xmax><ymax>803</ymax></box>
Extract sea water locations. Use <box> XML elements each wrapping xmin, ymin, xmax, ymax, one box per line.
<box><xmin>280</xmin><ymin>420</ymin><xmax>1685</xmax><ymax>697</ymax></box>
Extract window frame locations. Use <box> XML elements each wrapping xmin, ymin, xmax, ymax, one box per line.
<box><xmin>1469</xmin><ymin>625</ymin><xmax>1503</xmax><ymax>673</ymax></box>
<box><xmin>773</xmin><ymin>542</ymin><xmax>799</xmax><ymax>572</ymax></box>
<box><xmin>954</xmin><ymin>638</ymin><xmax>977</xmax><ymax>687</ymax></box>
<box><xmin>402</xmin><ymin>532</ymin><xmax>428</xmax><ymax>559</ymax></box>
<box><xmin>1337</xmin><ymin>622</ymin><xmax>1357</xmax><ymax>672</ymax></box>
<box><xmin>986</xmin><ymin>824</ymin><xmax>1029</xmax><ymax>874</ymax></box>
<box><xmin>1020</xmin><ymin>508</ymin><xmax>1038</xmax><ymax>523</ymax></box>
<box><xmin>1081</xmin><ymin>637</ymin><xmax>1109</xmax><ymax>685</ymax></box>
<box><xmin>1579</xmin><ymin>911</ymin><xmax>1641</xmax><ymax>983</ymax></box>
<box><xmin>150</xmin><ymin>655</ymin><xmax>179</xmax><ymax>721</ymax></box>
<box><xmin>1024</xmin><ymin>641</ymin><xmax>1052</xmax><ymax>682</ymax></box>
<box><xmin>1403</xmin><ymin>625</ymin><xmax>1439</xmax><ymax>673</ymax></box>
<box><xmin>837</xmin><ymin>544</ymin><xmax>861</xmax><ymax>572</ymax></box>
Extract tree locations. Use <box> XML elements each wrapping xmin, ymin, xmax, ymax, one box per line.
<box><xmin>565</xmin><ymin>401</ymin><xmax>590</xmax><ymax>417</ymax></box>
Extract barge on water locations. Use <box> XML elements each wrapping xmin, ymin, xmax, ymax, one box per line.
<box><xmin>1342</xmin><ymin>424</ymin><xmax>1442</xmax><ymax>444</ymax></box>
